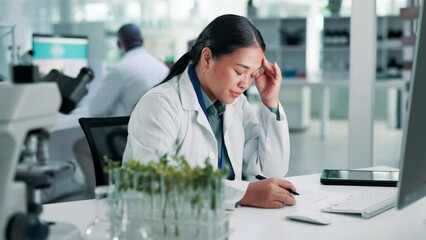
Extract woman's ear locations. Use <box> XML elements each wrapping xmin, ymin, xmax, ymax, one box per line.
<box><xmin>200</xmin><ymin>47</ymin><xmax>212</xmax><ymax>72</ymax></box>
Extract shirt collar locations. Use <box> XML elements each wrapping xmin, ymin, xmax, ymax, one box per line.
<box><xmin>201</xmin><ymin>88</ymin><xmax>214</xmax><ymax>110</ymax></box>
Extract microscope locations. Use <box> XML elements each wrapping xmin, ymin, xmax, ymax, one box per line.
<box><xmin>0</xmin><ymin>82</ymin><xmax>80</xmax><ymax>240</ymax></box>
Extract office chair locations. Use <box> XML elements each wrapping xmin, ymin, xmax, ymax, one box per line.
<box><xmin>78</xmin><ymin>116</ymin><xmax>130</xmax><ymax>186</ymax></box>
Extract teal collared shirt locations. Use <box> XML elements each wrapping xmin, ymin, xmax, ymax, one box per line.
<box><xmin>200</xmin><ymin>89</ymin><xmax>235</xmax><ymax>180</ymax></box>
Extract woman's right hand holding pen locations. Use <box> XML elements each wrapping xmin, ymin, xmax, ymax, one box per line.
<box><xmin>239</xmin><ymin>178</ymin><xmax>297</xmax><ymax>208</ymax></box>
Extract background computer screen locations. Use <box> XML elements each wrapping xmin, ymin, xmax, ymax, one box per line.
<box><xmin>397</xmin><ymin>2</ymin><xmax>426</xmax><ymax>210</ymax></box>
<box><xmin>32</xmin><ymin>33</ymin><xmax>89</xmax><ymax>78</ymax></box>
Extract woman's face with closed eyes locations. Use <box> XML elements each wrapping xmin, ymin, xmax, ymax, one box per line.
<box><xmin>197</xmin><ymin>45</ymin><xmax>264</xmax><ymax>104</ymax></box>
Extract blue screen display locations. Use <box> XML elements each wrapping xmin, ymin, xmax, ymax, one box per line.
<box><xmin>33</xmin><ymin>34</ymin><xmax>89</xmax><ymax>78</ymax></box>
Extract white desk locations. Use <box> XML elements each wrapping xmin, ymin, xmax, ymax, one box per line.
<box><xmin>52</xmin><ymin>113</ymin><xmax>82</xmax><ymax>132</ymax></box>
<box><xmin>42</xmin><ymin>172</ymin><xmax>426</xmax><ymax>240</ymax></box>
<box><xmin>53</xmin><ymin>103</ymin><xmax>94</xmax><ymax>131</ymax></box>
<box><xmin>283</xmin><ymin>78</ymin><xmax>407</xmax><ymax>140</ymax></box>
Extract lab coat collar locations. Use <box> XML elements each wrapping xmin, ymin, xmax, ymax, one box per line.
<box><xmin>179</xmin><ymin>66</ymin><xmax>236</xmax><ymax>132</ymax></box>
<box><xmin>179</xmin><ymin>66</ymin><xmax>204</xmax><ymax>112</ymax></box>
<box><xmin>179</xmin><ymin>66</ymin><xmax>212</xmax><ymax>134</ymax></box>
<box><xmin>223</xmin><ymin>104</ymin><xmax>235</xmax><ymax>133</ymax></box>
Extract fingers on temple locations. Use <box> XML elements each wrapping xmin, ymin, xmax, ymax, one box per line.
<box><xmin>264</xmin><ymin>70</ymin><xmax>276</xmax><ymax>80</ymax></box>
<box><xmin>262</xmin><ymin>57</ymin><xmax>274</xmax><ymax>72</ymax></box>
<box><xmin>252</xmin><ymin>69</ymin><xmax>262</xmax><ymax>79</ymax></box>
<box><xmin>273</xmin><ymin>62</ymin><xmax>282</xmax><ymax>77</ymax></box>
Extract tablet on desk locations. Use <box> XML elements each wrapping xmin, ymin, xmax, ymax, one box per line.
<box><xmin>320</xmin><ymin>169</ymin><xmax>399</xmax><ymax>187</ymax></box>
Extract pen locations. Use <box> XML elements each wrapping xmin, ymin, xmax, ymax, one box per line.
<box><xmin>255</xmin><ymin>175</ymin><xmax>300</xmax><ymax>196</ymax></box>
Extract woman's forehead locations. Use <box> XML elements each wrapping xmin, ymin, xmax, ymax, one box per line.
<box><xmin>219</xmin><ymin>46</ymin><xmax>263</xmax><ymax>69</ymax></box>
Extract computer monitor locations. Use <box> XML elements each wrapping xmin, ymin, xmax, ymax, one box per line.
<box><xmin>32</xmin><ymin>33</ymin><xmax>89</xmax><ymax>78</ymax></box>
<box><xmin>397</xmin><ymin>2</ymin><xmax>426</xmax><ymax>210</ymax></box>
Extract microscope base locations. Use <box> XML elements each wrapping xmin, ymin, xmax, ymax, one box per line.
<box><xmin>1</xmin><ymin>182</ymin><xmax>26</xmax><ymax>240</ymax></box>
<box><xmin>48</xmin><ymin>221</ymin><xmax>82</xmax><ymax>240</ymax></box>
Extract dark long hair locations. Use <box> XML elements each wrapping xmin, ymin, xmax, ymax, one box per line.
<box><xmin>160</xmin><ymin>14</ymin><xmax>266</xmax><ymax>84</ymax></box>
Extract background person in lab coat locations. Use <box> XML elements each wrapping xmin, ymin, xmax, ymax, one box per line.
<box><xmin>123</xmin><ymin>15</ymin><xmax>297</xmax><ymax>208</ymax></box>
<box><xmin>74</xmin><ymin>23</ymin><xmax>169</xmax><ymax>198</ymax></box>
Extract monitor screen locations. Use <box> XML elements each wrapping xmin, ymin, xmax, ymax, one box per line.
<box><xmin>32</xmin><ymin>33</ymin><xmax>89</xmax><ymax>78</ymax></box>
<box><xmin>397</xmin><ymin>2</ymin><xmax>426</xmax><ymax>210</ymax></box>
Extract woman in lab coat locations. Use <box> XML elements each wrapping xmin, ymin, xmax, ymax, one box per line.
<box><xmin>123</xmin><ymin>14</ymin><xmax>297</xmax><ymax>209</ymax></box>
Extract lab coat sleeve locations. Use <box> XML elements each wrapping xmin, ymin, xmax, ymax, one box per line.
<box><xmin>224</xmin><ymin>180</ymin><xmax>249</xmax><ymax>210</ymax></box>
<box><xmin>243</xmin><ymin>100</ymin><xmax>290</xmax><ymax>178</ymax></box>
<box><xmin>88</xmin><ymin>68</ymin><xmax>123</xmax><ymax>117</ymax></box>
<box><xmin>125</xmin><ymin>91</ymin><xmax>180</xmax><ymax>163</ymax></box>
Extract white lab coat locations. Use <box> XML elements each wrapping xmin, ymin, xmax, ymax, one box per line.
<box><xmin>88</xmin><ymin>47</ymin><xmax>169</xmax><ymax>117</ymax></box>
<box><xmin>123</xmin><ymin>66</ymin><xmax>290</xmax><ymax>208</ymax></box>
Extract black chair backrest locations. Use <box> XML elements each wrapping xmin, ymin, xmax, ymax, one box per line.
<box><xmin>78</xmin><ymin>116</ymin><xmax>130</xmax><ymax>186</ymax></box>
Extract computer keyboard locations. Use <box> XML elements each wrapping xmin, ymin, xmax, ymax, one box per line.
<box><xmin>321</xmin><ymin>188</ymin><xmax>397</xmax><ymax>219</ymax></box>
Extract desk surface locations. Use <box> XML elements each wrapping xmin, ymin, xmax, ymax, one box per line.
<box><xmin>51</xmin><ymin>113</ymin><xmax>78</xmax><ymax>132</ymax></box>
<box><xmin>42</xmin><ymin>172</ymin><xmax>426</xmax><ymax>240</ymax></box>
<box><xmin>51</xmin><ymin>104</ymin><xmax>93</xmax><ymax>132</ymax></box>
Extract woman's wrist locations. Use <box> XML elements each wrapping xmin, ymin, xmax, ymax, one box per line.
<box><xmin>261</xmin><ymin>98</ymin><xmax>279</xmax><ymax>109</ymax></box>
